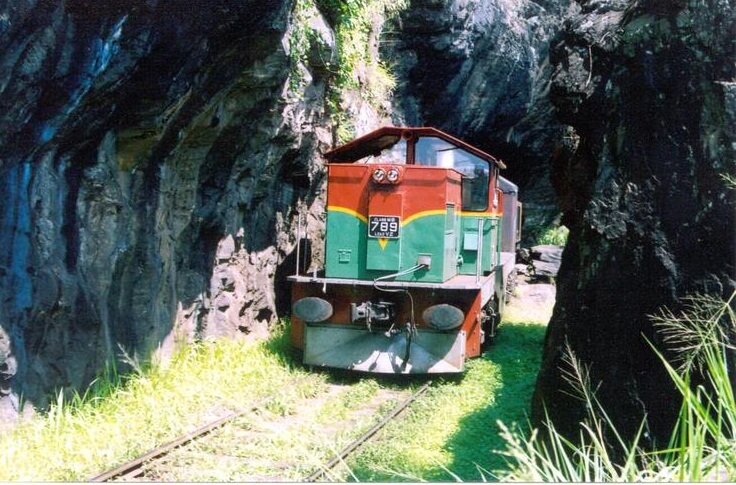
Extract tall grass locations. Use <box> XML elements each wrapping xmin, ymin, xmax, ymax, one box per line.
<box><xmin>651</xmin><ymin>293</ymin><xmax>736</xmax><ymax>482</ymax></box>
<box><xmin>345</xmin><ymin>299</ymin><xmax>552</xmax><ymax>482</ymax></box>
<box><xmin>0</xmin><ymin>323</ymin><xmax>322</xmax><ymax>481</ymax></box>
<box><xmin>498</xmin><ymin>291</ymin><xmax>736</xmax><ymax>481</ymax></box>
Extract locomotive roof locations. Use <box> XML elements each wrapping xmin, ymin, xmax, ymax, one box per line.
<box><xmin>322</xmin><ymin>126</ymin><xmax>506</xmax><ymax>169</ymax></box>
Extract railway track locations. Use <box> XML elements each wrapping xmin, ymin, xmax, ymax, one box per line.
<box><xmin>90</xmin><ymin>380</ymin><xmax>432</xmax><ymax>482</ymax></box>
<box><xmin>89</xmin><ymin>396</ymin><xmax>272</xmax><ymax>482</ymax></box>
<box><xmin>304</xmin><ymin>380</ymin><xmax>431</xmax><ymax>482</ymax></box>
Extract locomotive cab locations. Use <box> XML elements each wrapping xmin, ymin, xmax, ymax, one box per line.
<box><xmin>289</xmin><ymin>127</ymin><xmax>519</xmax><ymax>374</ymax></box>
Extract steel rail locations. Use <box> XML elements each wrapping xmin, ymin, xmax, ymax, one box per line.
<box><xmin>89</xmin><ymin>395</ymin><xmax>273</xmax><ymax>482</ymax></box>
<box><xmin>304</xmin><ymin>380</ymin><xmax>433</xmax><ymax>482</ymax></box>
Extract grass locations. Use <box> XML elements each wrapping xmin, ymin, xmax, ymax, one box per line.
<box><xmin>497</xmin><ymin>291</ymin><xmax>736</xmax><ymax>482</ymax></box>
<box><xmin>0</xmin><ymin>322</ymin><xmax>325</xmax><ymax>481</ymax></box>
<box><xmin>342</xmin><ymin>292</ymin><xmax>552</xmax><ymax>482</ymax></box>
<box><xmin>150</xmin><ymin>374</ymin><xmax>405</xmax><ymax>482</ymax></box>
<box><xmin>0</xmin><ymin>291</ymin><xmax>553</xmax><ymax>482</ymax></box>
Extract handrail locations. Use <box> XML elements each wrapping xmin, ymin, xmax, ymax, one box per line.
<box><xmin>476</xmin><ymin>218</ymin><xmax>485</xmax><ymax>284</ymax></box>
<box><xmin>295</xmin><ymin>212</ymin><xmax>302</xmax><ymax>276</ymax></box>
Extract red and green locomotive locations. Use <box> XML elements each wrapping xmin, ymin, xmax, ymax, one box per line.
<box><xmin>289</xmin><ymin>126</ymin><xmax>521</xmax><ymax>374</ymax></box>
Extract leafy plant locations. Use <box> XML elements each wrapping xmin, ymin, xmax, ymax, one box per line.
<box><xmin>537</xmin><ymin>224</ymin><xmax>569</xmax><ymax>246</ymax></box>
<box><xmin>311</xmin><ymin>0</ymin><xmax>407</xmax><ymax>142</ymax></box>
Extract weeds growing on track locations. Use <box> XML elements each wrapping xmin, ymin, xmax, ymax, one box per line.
<box><xmin>341</xmin><ymin>294</ymin><xmax>552</xmax><ymax>482</ymax></box>
<box><xmin>0</xmin><ymin>322</ymin><xmax>323</xmax><ymax>481</ymax></box>
<box><xmin>0</xmin><ymin>293</ymin><xmax>553</xmax><ymax>482</ymax></box>
<box><xmin>4</xmin><ymin>288</ymin><xmax>730</xmax><ymax>482</ymax></box>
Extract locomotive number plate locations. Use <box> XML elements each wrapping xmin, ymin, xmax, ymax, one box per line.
<box><xmin>368</xmin><ymin>215</ymin><xmax>401</xmax><ymax>238</ymax></box>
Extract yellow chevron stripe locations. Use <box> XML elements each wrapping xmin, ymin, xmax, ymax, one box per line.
<box><xmin>327</xmin><ymin>206</ymin><xmax>368</xmax><ymax>224</ymax></box>
<box><xmin>401</xmin><ymin>209</ymin><xmax>446</xmax><ymax>226</ymax></box>
<box><xmin>327</xmin><ymin>206</ymin><xmax>502</xmax><ymax>226</ymax></box>
<box><xmin>460</xmin><ymin>211</ymin><xmax>502</xmax><ymax>218</ymax></box>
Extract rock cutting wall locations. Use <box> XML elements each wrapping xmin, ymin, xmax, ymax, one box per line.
<box><xmin>532</xmin><ymin>0</ymin><xmax>736</xmax><ymax>446</ymax></box>
<box><xmin>0</xmin><ymin>0</ymin><xmax>339</xmax><ymax>417</ymax></box>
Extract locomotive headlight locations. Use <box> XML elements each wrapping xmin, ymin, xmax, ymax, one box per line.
<box><xmin>386</xmin><ymin>167</ymin><xmax>401</xmax><ymax>183</ymax></box>
<box><xmin>422</xmin><ymin>304</ymin><xmax>465</xmax><ymax>331</ymax></box>
<box><xmin>372</xmin><ymin>168</ymin><xmax>386</xmax><ymax>183</ymax></box>
<box><xmin>293</xmin><ymin>297</ymin><xmax>334</xmax><ymax>323</ymax></box>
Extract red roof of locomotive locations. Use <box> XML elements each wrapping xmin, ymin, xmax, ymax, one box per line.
<box><xmin>322</xmin><ymin>126</ymin><xmax>506</xmax><ymax>169</ymax></box>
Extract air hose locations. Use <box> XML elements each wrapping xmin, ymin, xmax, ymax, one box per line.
<box><xmin>372</xmin><ymin>263</ymin><xmax>428</xmax><ymax>369</ymax></box>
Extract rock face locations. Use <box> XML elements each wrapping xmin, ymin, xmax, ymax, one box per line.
<box><xmin>384</xmin><ymin>0</ymin><xmax>575</xmax><ymax>243</ymax></box>
<box><xmin>0</xmin><ymin>0</ymin><xmax>336</xmax><ymax>416</ymax></box>
<box><xmin>532</xmin><ymin>0</ymin><xmax>736</xmax><ymax>446</ymax></box>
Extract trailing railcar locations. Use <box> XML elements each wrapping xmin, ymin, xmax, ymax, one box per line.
<box><xmin>289</xmin><ymin>126</ymin><xmax>521</xmax><ymax>374</ymax></box>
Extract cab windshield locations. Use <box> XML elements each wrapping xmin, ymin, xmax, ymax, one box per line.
<box><xmin>364</xmin><ymin>138</ymin><xmax>407</xmax><ymax>164</ymax></box>
<box><xmin>352</xmin><ymin>134</ymin><xmax>491</xmax><ymax>211</ymax></box>
<box><xmin>415</xmin><ymin>137</ymin><xmax>490</xmax><ymax>211</ymax></box>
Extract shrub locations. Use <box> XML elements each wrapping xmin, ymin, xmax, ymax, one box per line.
<box><xmin>537</xmin><ymin>225</ymin><xmax>569</xmax><ymax>246</ymax></box>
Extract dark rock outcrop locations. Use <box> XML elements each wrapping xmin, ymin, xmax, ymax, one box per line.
<box><xmin>516</xmin><ymin>244</ymin><xmax>564</xmax><ymax>281</ymax></box>
<box><xmin>384</xmin><ymin>0</ymin><xmax>575</xmax><ymax>243</ymax></box>
<box><xmin>531</xmin><ymin>244</ymin><xmax>563</xmax><ymax>280</ymax></box>
<box><xmin>0</xmin><ymin>0</ymin><xmax>336</xmax><ymax>417</ymax></box>
<box><xmin>532</xmin><ymin>0</ymin><xmax>736</xmax><ymax>446</ymax></box>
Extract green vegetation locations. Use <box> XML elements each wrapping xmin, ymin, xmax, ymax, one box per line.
<box><xmin>0</xmin><ymin>327</ymin><xmax>318</xmax><ymax>481</ymax></box>
<box><xmin>153</xmin><ymin>372</ymin><xmax>409</xmax><ymax>481</ymax></box>
<box><xmin>720</xmin><ymin>172</ymin><xmax>736</xmax><ymax>190</ymax></box>
<box><xmin>315</xmin><ymin>0</ymin><xmax>403</xmax><ymax>97</ymax></box>
<box><xmin>0</xmin><ymin>294</ymin><xmax>551</xmax><ymax>482</ymax></box>
<box><xmin>0</xmin><ymin>325</ymin><xmax>415</xmax><ymax>482</ymax></box>
<box><xmin>341</xmin><ymin>295</ymin><xmax>553</xmax><ymax>481</ymax></box>
<box><xmin>537</xmin><ymin>224</ymin><xmax>569</xmax><ymax>246</ymax></box>
<box><xmin>289</xmin><ymin>0</ymin><xmax>406</xmax><ymax>142</ymax></box>
<box><xmin>498</xmin><ymin>292</ymin><xmax>736</xmax><ymax>482</ymax></box>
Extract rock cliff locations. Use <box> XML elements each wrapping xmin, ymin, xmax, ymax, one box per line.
<box><xmin>532</xmin><ymin>0</ymin><xmax>736</xmax><ymax>446</ymax></box>
<box><xmin>0</xmin><ymin>0</ymin><xmax>338</xmax><ymax>418</ymax></box>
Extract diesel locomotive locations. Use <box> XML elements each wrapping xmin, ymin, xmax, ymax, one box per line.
<box><xmin>289</xmin><ymin>126</ymin><xmax>521</xmax><ymax>374</ymax></box>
